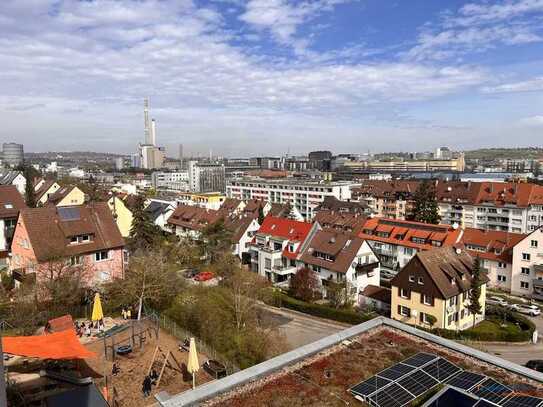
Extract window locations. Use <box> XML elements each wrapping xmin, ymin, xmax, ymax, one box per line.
<box><xmin>417</xmin><ymin>277</ymin><xmax>424</xmax><ymax>285</ymax></box>
<box><xmin>449</xmin><ymin>296</ymin><xmax>457</xmax><ymax>306</ymax></box>
<box><xmin>522</xmin><ymin>253</ymin><xmax>531</xmax><ymax>261</ymax></box>
<box><xmin>497</xmin><ymin>275</ymin><xmax>507</xmax><ymax>282</ymax></box>
<box><xmin>420</xmin><ymin>312</ymin><xmax>432</xmax><ymax>324</ymax></box>
<box><xmin>70</xmin><ymin>256</ymin><xmax>83</xmax><ymax>266</ymax></box>
<box><xmin>498</xmin><ymin>262</ymin><xmax>506</xmax><ymax>269</ymax></box>
<box><xmin>520</xmin><ymin>281</ymin><xmax>529</xmax><ymax>290</ymax></box>
<box><xmin>408</xmin><ymin>275</ymin><xmax>415</xmax><ymax>282</ymax></box>
<box><xmin>421</xmin><ymin>294</ymin><xmax>433</xmax><ymax>306</ymax></box>
<box><xmin>400</xmin><ymin>288</ymin><xmax>410</xmax><ymax>299</ymax></box>
<box><xmin>398</xmin><ymin>305</ymin><xmax>410</xmax><ymax>317</ymax></box>
<box><xmin>531</xmin><ymin>240</ymin><xmax>538</xmax><ymax>248</ymax></box>
<box><xmin>4</xmin><ymin>203</ymin><xmax>13</xmax><ymax>209</ymax></box>
<box><xmin>521</xmin><ymin>267</ymin><xmax>530</xmax><ymax>275</ymax></box>
<box><xmin>95</xmin><ymin>250</ymin><xmax>109</xmax><ymax>261</ymax></box>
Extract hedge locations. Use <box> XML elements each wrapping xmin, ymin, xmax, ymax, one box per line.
<box><xmin>269</xmin><ymin>292</ymin><xmax>374</xmax><ymax>325</ymax></box>
<box><xmin>430</xmin><ymin>305</ymin><xmax>535</xmax><ymax>343</ymax></box>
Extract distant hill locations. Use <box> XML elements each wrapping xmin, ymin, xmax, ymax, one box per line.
<box><xmin>465</xmin><ymin>147</ymin><xmax>543</xmax><ymax>160</ymax></box>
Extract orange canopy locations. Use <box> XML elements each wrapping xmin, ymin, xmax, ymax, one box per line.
<box><xmin>2</xmin><ymin>329</ymin><xmax>96</xmax><ymax>360</ymax></box>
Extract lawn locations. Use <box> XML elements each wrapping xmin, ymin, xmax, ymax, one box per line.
<box><xmin>469</xmin><ymin>319</ymin><xmax>522</xmax><ymax>337</ymax></box>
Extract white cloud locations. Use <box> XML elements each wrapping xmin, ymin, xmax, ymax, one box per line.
<box><xmin>482</xmin><ymin>76</ymin><xmax>543</xmax><ymax>93</ymax></box>
<box><xmin>519</xmin><ymin>115</ymin><xmax>543</xmax><ymax>126</ymax></box>
<box><xmin>239</xmin><ymin>0</ymin><xmax>351</xmax><ymax>53</ymax></box>
<box><xmin>406</xmin><ymin>0</ymin><xmax>543</xmax><ymax>61</ymax></box>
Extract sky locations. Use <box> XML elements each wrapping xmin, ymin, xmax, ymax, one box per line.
<box><xmin>0</xmin><ymin>0</ymin><xmax>542</xmax><ymax>157</ymax></box>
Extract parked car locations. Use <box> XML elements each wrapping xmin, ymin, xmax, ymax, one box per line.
<box><xmin>182</xmin><ymin>268</ymin><xmax>199</xmax><ymax>279</ymax></box>
<box><xmin>526</xmin><ymin>360</ymin><xmax>543</xmax><ymax>373</ymax></box>
<box><xmin>507</xmin><ymin>303</ymin><xmax>520</xmax><ymax>311</ymax></box>
<box><xmin>194</xmin><ymin>271</ymin><xmax>215</xmax><ymax>282</ymax></box>
<box><xmin>516</xmin><ymin>304</ymin><xmax>541</xmax><ymax>317</ymax></box>
<box><xmin>203</xmin><ymin>359</ymin><xmax>227</xmax><ymax>379</ymax></box>
<box><xmin>486</xmin><ymin>296</ymin><xmax>508</xmax><ymax>307</ymax></box>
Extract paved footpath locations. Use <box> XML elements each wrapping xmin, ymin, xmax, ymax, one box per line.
<box><xmin>260</xmin><ymin>305</ymin><xmax>348</xmax><ymax>350</ymax></box>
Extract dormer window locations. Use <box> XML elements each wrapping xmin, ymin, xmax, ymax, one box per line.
<box><xmin>409</xmin><ymin>275</ymin><xmax>415</xmax><ymax>282</ymax></box>
<box><xmin>4</xmin><ymin>204</ymin><xmax>13</xmax><ymax>209</ymax></box>
<box><xmin>450</xmin><ymin>278</ymin><xmax>456</xmax><ymax>285</ymax></box>
<box><xmin>70</xmin><ymin>234</ymin><xmax>91</xmax><ymax>244</ymax></box>
<box><xmin>417</xmin><ymin>277</ymin><xmax>424</xmax><ymax>285</ymax></box>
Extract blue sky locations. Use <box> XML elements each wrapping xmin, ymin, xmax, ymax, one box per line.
<box><xmin>0</xmin><ymin>0</ymin><xmax>542</xmax><ymax>156</ymax></box>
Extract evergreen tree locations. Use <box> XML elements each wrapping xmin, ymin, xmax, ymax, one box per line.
<box><xmin>23</xmin><ymin>166</ymin><xmax>36</xmax><ymax>208</ymax></box>
<box><xmin>409</xmin><ymin>180</ymin><xmax>441</xmax><ymax>224</ymax></box>
<box><xmin>468</xmin><ymin>256</ymin><xmax>483</xmax><ymax>328</ymax></box>
<box><xmin>128</xmin><ymin>194</ymin><xmax>162</xmax><ymax>251</ymax></box>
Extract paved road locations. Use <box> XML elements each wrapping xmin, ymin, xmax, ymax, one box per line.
<box><xmin>470</xmin><ymin>315</ymin><xmax>543</xmax><ymax>366</ymax></box>
<box><xmin>260</xmin><ymin>306</ymin><xmax>348</xmax><ymax>350</ymax></box>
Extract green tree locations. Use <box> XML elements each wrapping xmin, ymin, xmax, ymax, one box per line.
<box><xmin>23</xmin><ymin>166</ymin><xmax>37</xmax><ymax>208</ymax></box>
<box><xmin>468</xmin><ymin>256</ymin><xmax>483</xmax><ymax>328</ymax></box>
<box><xmin>326</xmin><ymin>280</ymin><xmax>354</xmax><ymax>309</ymax></box>
<box><xmin>200</xmin><ymin>219</ymin><xmax>233</xmax><ymax>263</ymax></box>
<box><xmin>409</xmin><ymin>180</ymin><xmax>441</xmax><ymax>224</ymax></box>
<box><xmin>128</xmin><ymin>194</ymin><xmax>162</xmax><ymax>251</ymax></box>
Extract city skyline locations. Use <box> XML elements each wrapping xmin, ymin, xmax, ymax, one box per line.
<box><xmin>1</xmin><ymin>0</ymin><xmax>543</xmax><ymax>155</ymax></box>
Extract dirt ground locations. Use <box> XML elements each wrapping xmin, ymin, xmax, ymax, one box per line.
<box><xmin>84</xmin><ymin>320</ymin><xmax>212</xmax><ymax>407</ymax></box>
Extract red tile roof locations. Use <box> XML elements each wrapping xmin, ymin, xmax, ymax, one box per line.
<box><xmin>257</xmin><ymin>216</ymin><xmax>312</xmax><ymax>242</ymax></box>
<box><xmin>0</xmin><ymin>185</ymin><xmax>26</xmax><ymax>219</ymax></box>
<box><xmin>359</xmin><ymin>217</ymin><xmax>462</xmax><ymax>251</ymax></box>
<box><xmin>460</xmin><ymin>228</ymin><xmax>526</xmax><ymax>263</ymax></box>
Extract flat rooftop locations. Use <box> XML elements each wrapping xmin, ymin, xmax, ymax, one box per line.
<box><xmin>157</xmin><ymin>318</ymin><xmax>543</xmax><ymax>407</ymax></box>
<box><xmin>228</xmin><ymin>178</ymin><xmax>359</xmax><ymax>187</ymax></box>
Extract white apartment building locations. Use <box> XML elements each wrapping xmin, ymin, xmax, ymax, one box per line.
<box><xmin>227</xmin><ymin>179</ymin><xmax>358</xmax><ymax>220</ymax></box>
<box><xmin>151</xmin><ymin>171</ymin><xmax>189</xmax><ymax>191</ymax></box>
<box><xmin>511</xmin><ymin>228</ymin><xmax>543</xmax><ymax>299</ymax></box>
<box><xmin>438</xmin><ymin>181</ymin><xmax>543</xmax><ymax>234</ymax></box>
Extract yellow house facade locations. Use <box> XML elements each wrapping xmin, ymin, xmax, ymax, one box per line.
<box><xmin>53</xmin><ymin>186</ymin><xmax>86</xmax><ymax>207</ymax></box>
<box><xmin>391</xmin><ymin>247</ymin><xmax>487</xmax><ymax>331</ymax></box>
<box><xmin>107</xmin><ymin>196</ymin><xmax>133</xmax><ymax>238</ymax></box>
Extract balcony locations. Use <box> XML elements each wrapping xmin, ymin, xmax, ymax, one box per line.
<box><xmin>272</xmin><ymin>265</ymin><xmax>297</xmax><ymax>276</ymax></box>
<box><xmin>355</xmin><ymin>261</ymin><xmax>380</xmax><ymax>274</ymax></box>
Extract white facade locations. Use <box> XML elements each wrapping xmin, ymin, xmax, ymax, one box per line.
<box><xmin>511</xmin><ymin>228</ymin><xmax>543</xmax><ymax>298</ymax></box>
<box><xmin>152</xmin><ymin>171</ymin><xmax>189</xmax><ymax>191</ymax></box>
<box><xmin>189</xmin><ymin>161</ymin><xmax>225</xmax><ymax>193</ymax></box>
<box><xmin>439</xmin><ymin>203</ymin><xmax>543</xmax><ymax>234</ymax></box>
<box><xmin>233</xmin><ymin>218</ymin><xmax>260</xmax><ymax>258</ymax></box>
<box><xmin>227</xmin><ymin>179</ymin><xmax>358</xmax><ymax>220</ymax></box>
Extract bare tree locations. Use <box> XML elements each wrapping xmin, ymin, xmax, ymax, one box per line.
<box><xmin>289</xmin><ymin>267</ymin><xmax>319</xmax><ymax>302</ymax></box>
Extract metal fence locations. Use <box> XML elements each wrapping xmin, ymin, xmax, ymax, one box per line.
<box><xmin>154</xmin><ymin>310</ymin><xmax>240</xmax><ymax>375</ymax></box>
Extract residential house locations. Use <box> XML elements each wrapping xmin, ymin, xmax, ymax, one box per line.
<box><xmin>46</xmin><ymin>186</ymin><xmax>86</xmax><ymax>207</ymax></box>
<box><xmin>107</xmin><ymin>195</ymin><xmax>134</xmax><ymax>238</ymax></box>
<box><xmin>249</xmin><ymin>216</ymin><xmax>314</xmax><ymax>283</ymax></box>
<box><xmin>222</xmin><ymin>213</ymin><xmax>260</xmax><ymax>258</ymax></box>
<box><xmin>0</xmin><ymin>170</ymin><xmax>26</xmax><ymax>195</ymax></box>
<box><xmin>358</xmin><ymin>217</ymin><xmax>462</xmax><ymax>279</ymax></box>
<box><xmin>10</xmin><ymin>203</ymin><xmax>125</xmax><ymax>287</ymax></box>
<box><xmin>0</xmin><ymin>185</ymin><xmax>27</xmax><ymax>265</ymax></box>
<box><xmin>352</xmin><ymin>180</ymin><xmax>419</xmax><ymax>219</ymax></box>
<box><xmin>176</xmin><ymin>192</ymin><xmax>226</xmax><ymax>210</ymax></box>
<box><xmin>166</xmin><ymin>204</ymin><xmax>221</xmax><ymax>239</ymax></box>
<box><xmin>461</xmin><ymin>228</ymin><xmax>525</xmax><ymax>293</ymax></box>
<box><xmin>511</xmin><ymin>227</ymin><xmax>543</xmax><ymax>299</ymax></box>
<box><xmin>297</xmin><ymin>228</ymin><xmax>380</xmax><ymax>304</ymax></box>
<box><xmin>220</xmin><ymin>198</ymin><xmax>245</xmax><ymax>215</ymax></box>
<box><xmin>315</xmin><ymin>195</ymin><xmax>371</xmax><ymax>216</ymax></box>
<box><xmin>359</xmin><ymin>285</ymin><xmax>391</xmax><ymax>313</ymax></box>
<box><xmin>34</xmin><ymin>179</ymin><xmax>61</xmax><ymax>206</ymax></box>
<box><xmin>145</xmin><ymin>200</ymin><xmax>176</xmax><ymax>232</ymax></box>
<box><xmin>391</xmin><ymin>246</ymin><xmax>487</xmax><ymax>331</ymax></box>
<box><xmin>314</xmin><ymin>210</ymin><xmax>366</xmax><ymax>234</ymax></box>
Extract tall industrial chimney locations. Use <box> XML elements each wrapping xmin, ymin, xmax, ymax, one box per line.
<box><xmin>144</xmin><ymin>97</ymin><xmax>150</xmax><ymax>144</ymax></box>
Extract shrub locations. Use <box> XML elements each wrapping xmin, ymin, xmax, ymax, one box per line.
<box><xmin>270</xmin><ymin>292</ymin><xmax>374</xmax><ymax>325</ymax></box>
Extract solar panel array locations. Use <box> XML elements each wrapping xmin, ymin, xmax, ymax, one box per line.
<box><xmin>349</xmin><ymin>353</ymin><xmax>543</xmax><ymax>407</ymax></box>
<box><xmin>58</xmin><ymin>206</ymin><xmax>81</xmax><ymax>221</ymax></box>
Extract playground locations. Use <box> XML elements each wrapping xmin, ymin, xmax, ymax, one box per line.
<box><xmin>84</xmin><ymin>318</ymin><xmax>213</xmax><ymax>406</ymax></box>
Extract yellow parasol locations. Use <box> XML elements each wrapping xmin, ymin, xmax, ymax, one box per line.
<box><xmin>91</xmin><ymin>293</ymin><xmax>104</xmax><ymax>322</ymax></box>
<box><xmin>187</xmin><ymin>337</ymin><xmax>199</xmax><ymax>389</ymax></box>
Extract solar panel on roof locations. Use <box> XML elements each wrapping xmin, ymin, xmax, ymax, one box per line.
<box><xmin>471</xmin><ymin>378</ymin><xmax>512</xmax><ymax>404</ymax></box>
<box><xmin>350</xmin><ymin>376</ymin><xmax>392</xmax><ymax>397</ymax></box>
<box><xmin>58</xmin><ymin>207</ymin><xmax>81</xmax><ymax>221</ymax></box>
<box><xmin>422</xmin><ymin>357</ymin><xmax>461</xmax><ymax>382</ymax></box>
<box><xmin>475</xmin><ymin>400</ymin><xmax>500</xmax><ymax>406</ymax></box>
<box><xmin>377</xmin><ymin>363</ymin><xmax>416</xmax><ymax>381</ymax></box>
<box><xmin>397</xmin><ymin>369</ymin><xmax>438</xmax><ymax>397</ymax></box>
<box><xmin>446</xmin><ymin>371</ymin><xmax>487</xmax><ymax>391</ymax></box>
<box><xmin>501</xmin><ymin>395</ymin><xmax>543</xmax><ymax>407</ymax></box>
<box><xmin>369</xmin><ymin>383</ymin><xmax>414</xmax><ymax>407</ymax></box>
<box><xmin>402</xmin><ymin>353</ymin><xmax>438</xmax><ymax>368</ymax></box>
